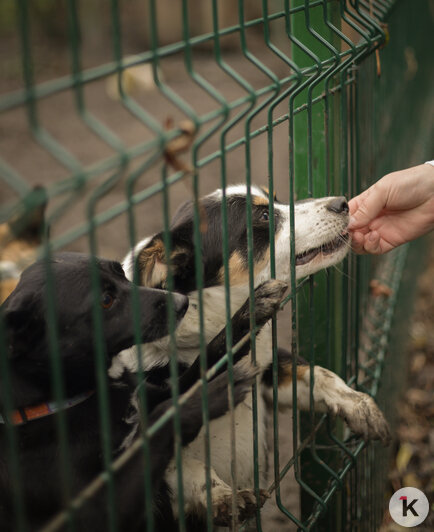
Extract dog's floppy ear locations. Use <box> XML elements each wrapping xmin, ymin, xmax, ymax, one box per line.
<box><xmin>136</xmin><ymin>235</ymin><xmax>168</xmax><ymax>288</ymax></box>
<box><xmin>136</xmin><ymin>232</ymin><xmax>194</xmax><ymax>289</ymax></box>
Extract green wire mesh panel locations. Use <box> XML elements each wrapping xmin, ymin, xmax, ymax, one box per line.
<box><xmin>0</xmin><ymin>1</ymin><xmax>433</xmax><ymax>531</ymax></box>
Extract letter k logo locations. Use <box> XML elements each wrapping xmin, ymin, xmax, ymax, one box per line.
<box><xmin>400</xmin><ymin>496</ymin><xmax>419</xmax><ymax>517</ymax></box>
<box><xmin>390</xmin><ymin>488</ymin><xmax>428</xmax><ymax>526</ymax></box>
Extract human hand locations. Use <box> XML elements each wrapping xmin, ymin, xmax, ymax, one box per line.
<box><xmin>348</xmin><ymin>164</ymin><xmax>434</xmax><ymax>254</ymax></box>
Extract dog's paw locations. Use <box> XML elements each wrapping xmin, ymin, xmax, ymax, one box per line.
<box><xmin>253</xmin><ymin>279</ymin><xmax>288</xmax><ymax>324</ymax></box>
<box><xmin>315</xmin><ymin>367</ymin><xmax>391</xmax><ymax>445</ymax></box>
<box><xmin>213</xmin><ymin>488</ymin><xmax>270</xmax><ymax>526</ymax></box>
<box><xmin>335</xmin><ymin>390</ymin><xmax>391</xmax><ymax>445</ymax></box>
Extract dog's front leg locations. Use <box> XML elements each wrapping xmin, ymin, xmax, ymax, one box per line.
<box><xmin>178</xmin><ymin>279</ymin><xmax>287</xmax><ymax>392</ymax></box>
<box><xmin>165</xmin><ymin>456</ymin><xmax>269</xmax><ymax>526</ymax></box>
<box><xmin>262</xmin><ymin>348</ymin><xmax>390</xmax><ymax>444</ymax></box>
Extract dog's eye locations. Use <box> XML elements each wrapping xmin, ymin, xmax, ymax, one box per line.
<box><xmin>101</xmin><ymin>292</ymin><xmax>114</xmax><ymax>309</ymax></box>
<box><xmin>261</xmin><ymin>211</ymin><xmax>269</xmax><ymax>221</ymax></box>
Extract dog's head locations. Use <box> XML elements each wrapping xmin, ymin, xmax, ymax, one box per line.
<box><xmin>1</xmin><ymin>252</ymin><xmax>188</xmax><ymax>374</ymax></box>
<box><xmin>124</xmin><ymin>185</ymin><xmax>350</xmax><ymax>293</ymax></box>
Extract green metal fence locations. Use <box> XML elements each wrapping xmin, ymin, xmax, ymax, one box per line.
<box><xmin>0</xmin><ymin>0</ymin><xmax>433</xmax><ymax>530</ymax></box>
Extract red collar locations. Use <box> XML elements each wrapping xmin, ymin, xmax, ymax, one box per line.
<box><xmin>0</xmin><ymin>391</ymin><xmax>94</xmax><ymax>426</ymax></box>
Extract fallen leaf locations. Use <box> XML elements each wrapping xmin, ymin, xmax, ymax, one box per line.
<box><xmin>396</xmin><ymin>442</ymin><xmax>413</xmax><ymax>474</ymax></box>
<box><xmin>369</xmin><ymin>279</ymin><xmax>393</xmax><ymax>297</ymax></box>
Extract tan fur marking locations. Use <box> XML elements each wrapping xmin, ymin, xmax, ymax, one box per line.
<box><xmin>259</xmin><ymin>187</ymin><xmax>277</xmax><ymax>201</ymax></box>
<box><xmin>225</xmin><ymin>250</ymin><xmax>249</xmax><ymax>285</ymax></box>
<box><xmin>279</xmin><ymin>363</ymin><xmax>309</xmax><ymax>386</ymax></box>
<box><xmin>252</xmin><ymin>195</ymin><xmax>269</xmax><ymax>207</ymax></box>
<box><xmin>217</xmin><ymin>248</ymin><xmax>271</xmax><ymax>286</ymax></box>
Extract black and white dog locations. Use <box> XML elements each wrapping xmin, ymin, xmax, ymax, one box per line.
<box><xmin>116</xmin><ymin>185</ymin><xmax>391</xmax><ymax>526</ymax></box>
<box><xmin>0</xmin><ymin>252</ymin><xmax>286</xmax><ymax>530</ymax></box>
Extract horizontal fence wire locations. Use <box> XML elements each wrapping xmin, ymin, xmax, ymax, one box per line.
<box><xmin>0</xmin><ymin>0</ymin><xmax>387</xmax><ymax>222</ymax></box>
<box><xmin>1</xmin><ymin>0</ymin><xmax>433</xmax><ymax>531</ymax></box>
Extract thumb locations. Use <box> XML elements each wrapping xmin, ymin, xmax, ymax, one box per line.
<box><xmin>348</xmin><ymin>185</ymin><xmax>385</xmax><ymax>230</ymax></box>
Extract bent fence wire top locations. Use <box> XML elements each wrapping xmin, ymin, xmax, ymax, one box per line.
<box><xmin>0</xmin><ymin>0</ymin><xmax>433</xmax><ymax>531</ymax></box>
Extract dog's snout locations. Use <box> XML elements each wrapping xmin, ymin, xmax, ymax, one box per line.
<box><xmin>173</xmin><ymin>293</ymin><xmax>189</xmax><ymax>318</ymax></box>
<box><xmin>326</xmin><ymin>197</ymin><xmax>349</xmax><ymax>214</ymax></box>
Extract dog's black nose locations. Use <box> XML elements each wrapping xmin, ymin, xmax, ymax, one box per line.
<box><xmin>326</xmin><ymin>197</ymin><xmax>349</xmax><ymax>214</ymax></box>
<box><xmin>173</xmin><ymin>293</ymin><xmax>189</xmax><ymax>318</ymax></box>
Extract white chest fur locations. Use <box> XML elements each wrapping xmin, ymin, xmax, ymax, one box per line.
<box><xmin>184</xmin><ymin>380</ymin><xmax>269</xmax><ymax>487</ymax></box>
<box><xmin>111</xmin><ymin>284</ymin><xmax>273</xmax><ymax>487</ymax></box>
<box><xmin>169</xmin><ymin>285</ymin><xmax>273</xmax><ymax>488</ymax></box>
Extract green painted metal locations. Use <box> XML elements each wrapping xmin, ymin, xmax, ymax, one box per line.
<box><xmin>290</xmin><ymin>2</ymin><xmax>346</xmax><ymax>525</ymax></box>
<box><xmin>0</xmin><ymin>1</ymin><xmax>433</xmax><ymax>531</ymax></box>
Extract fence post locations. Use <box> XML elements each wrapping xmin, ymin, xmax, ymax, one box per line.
<box><xmin>290</xmin><ymin>0</ymin><xmax>345</xmax><ymax>527</ymax></box>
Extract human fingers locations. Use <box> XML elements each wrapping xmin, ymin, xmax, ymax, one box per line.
<box><xmin>351</xmin><ymin>230</ymin><xmax>393</xmax><ymax>255</ymax></box>
<box><xmin>362</xmin><ymin>231</ymin><xmax>383</xmax><ymax>254</ymax></box>
<box><xmin>348</xmin><ymin>184</ymin><xmax>387</xmax><ymax>231</ymax></box>
<box><xmin>350</xmin><ymin>231</ymin><xmax>368</xmax><ymax>254</ymax></box>
<box><xmin>348</xmin><ymin>195</ymin><xmax>362</xmax><ymax>216</ymax></box>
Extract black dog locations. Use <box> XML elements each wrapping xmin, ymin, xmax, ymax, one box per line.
<box><xmin>0</xmin><ymin>252</ymin><xmax>286</xmax><ymax>531</ymax></box>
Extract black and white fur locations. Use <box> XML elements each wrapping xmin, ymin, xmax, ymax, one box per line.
<box><xmin>116</xmin><ymin>186</ymin><xmax>391</xmax><ymax>526</ymax></box>
<box><xmin>0</xmin><ymin>252</ymin><xmax>285</xmax><ymax>531</ymax></box>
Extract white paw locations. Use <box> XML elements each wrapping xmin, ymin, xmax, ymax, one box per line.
<box><xmin>315</xmin><ymin>367</ymin><xmax>391</xmax><ymax>445</ymax></box>
<box><xmin>212</xmin><ymin>487</ymin><xmax>270</xmax><ymax>526</ymax></box>
<box><xmin>335</xmin><ymin>389</ymin><xmax>391</xmax><ymax>444</ymax></box>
